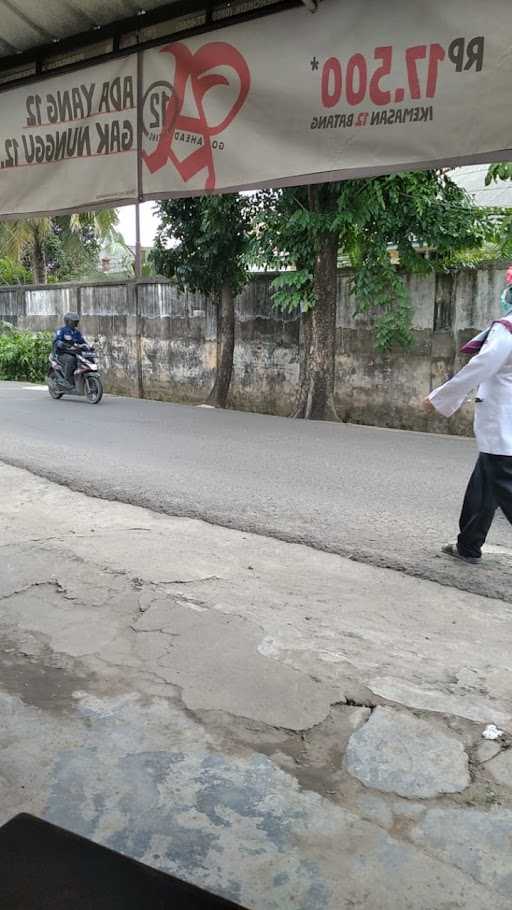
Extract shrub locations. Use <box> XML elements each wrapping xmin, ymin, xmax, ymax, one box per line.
<box><xmin>0</xmin><ymin>323</ymin><xmax>52</xmax><ymax>382</ymax></box>
<box><xmin>0</xmin><ymin>257</ymin><xmax>32</xmax><ymax>285</ymax></box>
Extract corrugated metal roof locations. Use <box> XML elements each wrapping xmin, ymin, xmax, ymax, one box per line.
<box><xmin>0</xmin><ymin>0</ymin><xmax>296</xmax><ymax>85</ymax></box>
<box><xmin>0</xmin><ymin>1</ymin><xmax>178</xmax><ymax>55</ymax></box>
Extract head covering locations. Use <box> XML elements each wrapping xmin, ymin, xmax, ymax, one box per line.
<box><xmin>500</xmin><ymin>287</ymin><xmax>512</xmax><ymax>315</ymax></box>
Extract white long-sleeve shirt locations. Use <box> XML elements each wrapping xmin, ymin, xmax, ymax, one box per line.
<box><xmin>429</xmin><ymin>322</ymin><xmax>512</xmax><ymax>455</ymax></box>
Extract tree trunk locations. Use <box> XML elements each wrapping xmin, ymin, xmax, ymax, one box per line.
<box><xmin>31</xmin><ymin>227</ymin><xmax>47</xmax><ymax>285</ymax></box>
<box><xmin>293</xmin><ymin>308</ymin><xmax>312</xmax><ymax>418</ymax></box>
<box><xmin>208</xmin><ymin>283</ymin><xmax>235</xmax><ymax>408</ymax></box>
<box><xmin>296</xmin><ymin>231</ymin><xmax>339</xmax><ymax>421</ymax></box>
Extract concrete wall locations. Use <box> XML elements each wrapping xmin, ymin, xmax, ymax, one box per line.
<box><xmin>1</xmin><ymin>263</ymin><xmax>508</xmax><ymax>435</ymax></box>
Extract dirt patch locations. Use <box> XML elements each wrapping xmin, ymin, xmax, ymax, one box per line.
<box><xmin>0</xmin><ymin>634</ymin><xmax>94</xmax><ymax>713</ymax></box>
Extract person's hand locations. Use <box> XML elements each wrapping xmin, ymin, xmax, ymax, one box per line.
<box><xmin>423</xmin><ymin>397</ymin><xmax>435</xmax><ymax>415</ymax></box>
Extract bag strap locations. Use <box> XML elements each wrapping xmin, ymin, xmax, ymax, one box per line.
<box><xmin>460</xmin><ymin>318</ymin><xmax>512</xmax><ymax>355</ymax></box>
<box><xmin>497</xmin><ymin>318</ymin><xmax>512</xmax><ymax>334</ymax></box>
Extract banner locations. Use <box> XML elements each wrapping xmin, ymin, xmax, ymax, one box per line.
<box><xmin>141</xmin><ymin>0</ymin><xmax>512</xmax><ymax>197</ymax></box>
<box><xmin>0</xmin><ymin>0</ymin><xmax>511</xmax><ymax>216</ymax></box>
<box><xmin>0</xmin><ymin>57</ymin><xmax>137</xmax><ymax>217</ymax></box>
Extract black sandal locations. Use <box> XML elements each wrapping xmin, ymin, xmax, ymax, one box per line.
<box><xmin>442</xmin><ymin>544</ymin><xmax>481</xmax><ymax>566</ymax></box>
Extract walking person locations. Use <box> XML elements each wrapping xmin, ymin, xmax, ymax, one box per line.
<box><xmin>424</xmin><ymin>282</ymin><xmax>512</xmax><ymax>564</ymax></box>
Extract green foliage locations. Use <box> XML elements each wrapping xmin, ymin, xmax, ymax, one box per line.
<box><xmin>482</xmin><ymin>165</ymin><xmax>512</xmax><ymax>259</ymax></box>
<box><xmin>255</xmin><ymin>172</ymin><xmax>490</xmax><ymax>350</ymax></box>
<box><xmin>441</xmin><ymin>242</ymin><xmax>509</xmax><ymax>269</ymax></box>
<box><xmin>493</xmin><ymin>230</ymin><xmax>512</xmax><ymax>262</ymax></box>
<box><xmin>271</xmin><ymin>270</ymin><xmax>315</xmax><ymax>314</ymax></box>
<box><xmin>151</xmin><ymin>194</ymin><xmax>253</xmax><ymax>296</ymax></box>
<box><xmin>45</xmin><ymin>219</ymin><xmax>99</xmax><ymax>282</ymax></box>
<box><xmin>0</xmin><ymin>323</ymin><xmax>52</xmax><ymax>382</ymax></box>
<box><xmin>486</xmin><ymin>163</ymin><xmax>512</xmax><ymax>185</ymax></box>
<box><xmin>129</xmin><ymin>249</ymin><xmax>157</xmax><ymax>278</ymax></box>
<box><xmin>0</xmin><ymin>257</ymin><xmax>31</xmax><ymax>285</ymax></box>
<box><xmin>251</xmin><ymin>186</ymin><xmax>318</xmax><ymax>317</ymax></box>
<box><xmin>0</xmin><ymin>209</ymin><xmax>119</xmax><ymax>284</ymax></box>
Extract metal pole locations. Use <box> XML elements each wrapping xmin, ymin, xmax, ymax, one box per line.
<box><xmin>135</xmin><ymin>46</ymin><xmax>144</xmax><ymax>397</ymax></box>
<box><xmin>135</xmin><ymin>200</ymin><xmax>142</xmax><ymax>278</ymax></box>
<box><xmin>135</xmin><ymin>47</ymin><xmax>144</xmax><ymax>279</ymax></box>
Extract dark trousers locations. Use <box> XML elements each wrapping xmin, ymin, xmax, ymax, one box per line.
<box><xmin>458</xmin><ymin>453</ymin><xmax>512</xmax><ymax>558</ymax></box>
<box><xmin>57</xmin><ymin>352</ymin><xmax>76</xmax><ymax>384</ymax></box>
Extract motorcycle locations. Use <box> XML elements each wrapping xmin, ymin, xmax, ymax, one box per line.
<box><xmin>47</xmin><ymin>345</ymin><xmax>104</xmax><ymax>404</ymax></box>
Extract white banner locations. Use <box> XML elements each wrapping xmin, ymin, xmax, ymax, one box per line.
<box><xmin>0</xmin><ymin>57</ymin><xmax>137</xmax><ymax>217</ymax></box>
<box><xmin>0</xmin><ymin>0</ymin><xmax>511</xmax><ymax>216</ymax></box>
<box><xmin>141</xmin><ymin>0</ymin><xmax>512</xmax><ymax>197</ymax></box>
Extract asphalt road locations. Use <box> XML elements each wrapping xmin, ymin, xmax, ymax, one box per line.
<box><xmin>1</xmin><ymin>382</ymin><xmax>511</xmax><ymax>599</ymax></box>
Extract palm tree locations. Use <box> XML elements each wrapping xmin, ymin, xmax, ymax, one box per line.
<box><xmin>68</xmin><ymin>209</ymin><xmax>119</xmax><ymax>239</ymax></box>
<box><xmin>0</xmin><ymin>209</ymin><xmax>119</xmax><ymax>284</ymax></box>
<box><xmin>1</xmin><ymin>218</ymin><xmax>51</xmax><ymax>284</ymax></box>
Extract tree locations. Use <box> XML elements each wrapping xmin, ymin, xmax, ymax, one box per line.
<box><xmin>486</xmin><ymin>163</ymin><xmax>512</xmax><ymax>184</ymax></box>
<box><xmin>255</xmin><ymin>172</ymin><xmax>488</xmax><ymax>420</ymax></box>
<box><xmin>485</xmin><ymin>163</ymin><xmax>512</xmax><ymax>258</ymax></box>
<box><xmin>151</xmin><ymin>194</ymin><xmax>252</xmax><ymax>408</ymax></box>
<box><xmin>1</xmin><ymin>218</ymin><xmax>51</xmax><ymax>284</ymax></box>
<box><xmin>0</xmin><ymin>209</ymin><xmax>119</xmax><ymax>284</ymax></box>
<box><xmin>129</xmin><ymin>249</ymin><xmax>157</xmax><ymax>278</ymax></box>
<box><xmin>45</xmin><ymin>218</ymin><xmax>99</xmax><ymax>282</ymax></box>
<box><xmin>0</xmin><ymin>257</ymin><xmax>31</xmax><ymax>285</ymax></box>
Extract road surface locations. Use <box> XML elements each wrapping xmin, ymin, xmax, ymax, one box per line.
<box><xmin>1</xmin><ymin>382</ymin><xmax>511</xmax><ymax>599</ymax></box>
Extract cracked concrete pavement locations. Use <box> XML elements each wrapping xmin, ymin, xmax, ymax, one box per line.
<box><xmin>1</xmin><ymin>461</ymin><xmax>512</xmax><ymax>909</ymax></box>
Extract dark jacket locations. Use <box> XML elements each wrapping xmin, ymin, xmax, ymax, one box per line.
<box><xmin>53</xmin><ymin>326</ymin><xmax>86</xmax><ymax>354</ymax></box>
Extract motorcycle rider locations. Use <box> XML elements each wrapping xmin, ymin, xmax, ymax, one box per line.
<box><xmin>53</xmin><ymin>313</ymin><xmax>88</xmax><ymax>388</ymax></box>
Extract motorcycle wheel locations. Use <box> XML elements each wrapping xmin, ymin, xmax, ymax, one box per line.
<box><xmin>48</xmin><ymin>374</ymin><xmax>64</xmax><ymax>400</ymax></box>
<box><xmin>85</xmin><ymin>375</ymin><xmax>103</xmax><ymax>404</ymax></box>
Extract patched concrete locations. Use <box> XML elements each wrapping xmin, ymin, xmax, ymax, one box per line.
<box><xmin>2</xmin><ymin>584</ymin><xmax>133</xmax><ymax>657</ymax></box>
<box><xmin>1</xmin><ymin>462</ymin><xmax>512</xmax><ymax>908</ymax></box>
<box><xmin>0</xmin><ymin>544</ymin><xmax>58</xmax><ymax>597</ymax></box>
<box><xmin>410</xmin><ymin>808</ymin><xmax>512</xmax><ymax>897</ymax></box>
<box><xmin>475</xmin><ymin>741</ymin><xmax>503</xmax><ymax>764</ymax></box>
<box><xmin>352</xmin><ymin>793</ymin><xmax>394</xmax><ymax>830</ymax></box>
<box><xmin>130</xmin><ymin>603</ymin><xmax>338</xmax><ymax>730</ymax></box>
<box><xmin>487</xmin><ymin>750</ymin><xmax>512</xmax><ymax>788</ymax></box>
<box><xmin>345</xmin><ymin>708</ymin><xmax>470</xmax><ymax>798</ymax></box>
<box><xmin>0</xmin><ymin>692</ymin><xmax>508</xmax><ymax>910</ymax></box>
<box><xmin>3</xmin><ymin>467</ymin><xmax>512</xmax><ymax>735</ymax></box>
<box><xmin>368</xmin><ymin>677</ymin><xmax>512</xmax><ymax>731</ymax></box>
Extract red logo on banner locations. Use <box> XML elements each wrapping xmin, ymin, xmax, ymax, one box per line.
<box><xmin>143</xmin><ymin>41</ymin><xmax>251</xmax><ymax>190</ymax></box>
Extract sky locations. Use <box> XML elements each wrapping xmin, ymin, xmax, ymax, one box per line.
<box><xmin>116</xmin><ymin>164</ymin><xmax>512</xmax><ymax>249</ymax></box>
<box><xmin>451</xmin><ymin>164</ymin><xmax>512</xmax><ymax>207</ymax></box>
<box><xmin>117</xmin><ymin>202</ymin><xmax>160</xmax><ymax>249</ymax></box>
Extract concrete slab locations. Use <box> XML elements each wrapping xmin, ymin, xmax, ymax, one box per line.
<box><xmin>130</xmin><ymin>603</ymin><xmax>339</xmax><ymax>730</ymax></box>
<box><xmin>0</xmin><ymin>692</ymin><xmax>508</xmax><ymax>910</ymax></box>
<box><xmin>487</xmin><ymin>750</ymin><xmax>512</xmax><ymax>788</ymax></box>
<box><xmin>2</xmin><ymin>462</ymin><xmax>512</xmax><ymax>908</ymax></box>
<box><xmin>345</xmin><ymin>707</ymin><xmax>470</xmax><ymax>799</ymax></box>
<box><xmin>410</xmin><ymin>807</ymin><xmax>512</xmax><ymax>897</ymax></box>
<box><xmin>475</xmin><ymin>741</ymin><xmax>502</xmax><ymax>764</ymax></box>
